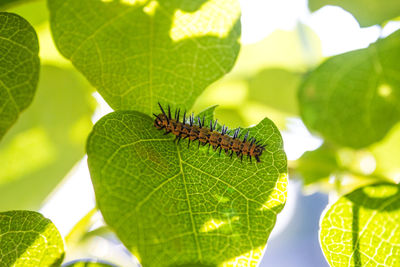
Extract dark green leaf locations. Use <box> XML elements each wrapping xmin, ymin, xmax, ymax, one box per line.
<box><xmin>0</xmin><ymin>0</ymin><xmax>32</xmax><ymax>10</ymax></box>
<box><xmin>299</xmin><ymin>30</ymin><xmax>400</xmax><ymax>148</ymax></box>
<box><xmin>87</xmin><ymin>110</ymin><xmax>287</xmax><ymax>267</ymax></box>
<box><xmin>0</xmin><ymin>65</ymin><xmax>95</xmax><ymax>211</ymax></box>
<box><xmin>48</xmin><ymin>0</ymin><xmax>241</xmax><ymax>114</ymax></box>
<box><xmin>320</xmin><ymin>183</ymin><xmax>400</xmax><ymax>266</ymax></box>
<box><xmin>0</xmin><ymin>12</ymin><xmax>39</xmax><ymax>140</ymax></box>
<box><xmin>0</xmin><ymin>210</ymin><xmax>64</xmax><ymax>266</ymax></box>
<box><xmin>309</xmin><ymin>0</ymin><xmax>400</xmax><ymax>27</ymax></box>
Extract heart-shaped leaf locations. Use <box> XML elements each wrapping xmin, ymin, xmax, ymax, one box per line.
<box><xmin>320</xmin><ymin>183</ymin><xmax>400</xmax><ymax>266</ymax></box>
<box><xmin>0</xmin><ymin>12</ymin><xmax>39</xmax><ymax>140</ymax></box>
<box><xmin>48</xmin><ymin>0</ymin><xmax>241</xmax><ymax>114</ymax></box>
<box><xmin>0</xmin><ymin>210</ymin><xmax>64</xmax><ymax>266</ymax></box>
<box><xmin>87</xmin><ymin>110</ymin><xmax>287</xmax><ymax>267</ymax></box>
<box><xmin>299</xmin><ymin>30</ymin><xmax>400</xmax><ymax>148</ymax></box>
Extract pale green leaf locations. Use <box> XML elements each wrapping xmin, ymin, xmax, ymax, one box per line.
<box><xmin>309</xmin><ymin>0</ymin><xmax>400</xmax><ymax>27</ymax></box>
<box><xmin>299</xmin><ymin>30</ymin><xmax>400</xmax><ymax>148</ymax></box>
<box><xmin>87</xmin><ymin>110</ymin><xmax>287</xmax><ymax>267</ymax></box>
<box><xmin>48</xmin><ymin>0</ymin><xmax>241</xmax><ymax>114</ymax></box>
<box><xmin>320</xmin><ymin>183</ymin><xmax>400</xmax><ymax>266</ymax></box>
<box><xmin>248</xmin><ymin>68</ymin><xmax>302</xmax><ymax>116</ymax></box>
<box><xmin>0</xmin><ymin>210</ymin><xmax>64</xmax><ymax>266</ymax></box>
<box><xmin>0</xmin><ymin>12</ymin><xmax>39</xmax><ymax>140</ymax></box>
<box><xmin>0</xmin><ymin>65</ymin><xmax>95</xmax><ymax>211</ymax></box>
<box><xmin>296</xmin><ymin>143</ymin><xmax>338</xmax><ymax>185</ymax></box>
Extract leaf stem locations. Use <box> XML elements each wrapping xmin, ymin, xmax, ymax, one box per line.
<box><xmin>65</xmin><ymin>207</ymin><xmax>98</xmax><ymax>248</ymax></box>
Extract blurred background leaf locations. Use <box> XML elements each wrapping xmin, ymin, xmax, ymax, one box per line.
<box><xmin>0</xmin><ymin>65</ymin><xmax>95</xmax><ymax>211</ymax></box>
<box><xmin>299</xmin><ymin>30</ymin><xmax>400</xmax><ymax>148</ymax></box>
<box><xmin>296</xmin><ymin>143</ymin><xmax>338</xmax><ymax>185</ymax></box>
<box><xmin>0</xmin><ymin>210</ymin><xmax>64</xmax><ymax>266</ymax></box>
<box><xmin>0</xmin><ymin>12</ymin><xmax>39</xmax><ymax>140</ymax></box>
<box><xmin>248</xmin><ymin>68</ymin><xmax>302</xmax><ymax>116</ymax></box>
<box><xmin>48</xmin><ymin>0</ymin><xmax>241</xmax><ymax>114</ymax></box>
<box><xmin>308</xmin><ymin>0</ymin><xmax>400</xmax><ymax>27</ymax></box>
<box><xmin>193</xmin><ymin>24</ymin><xmax>322</xmax><ymax>130</ymax></box>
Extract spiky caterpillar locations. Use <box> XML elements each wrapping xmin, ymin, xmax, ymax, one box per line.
<box><xmin>153</xmin><ymin>103</ymin><xmax>266</xmax><ymax>162</ymax></box>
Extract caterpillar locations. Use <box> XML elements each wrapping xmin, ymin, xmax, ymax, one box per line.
<box><xmin>153</xmin><ymin>103</ymin><xmax>266</xmax><ymax>163</ymax></box>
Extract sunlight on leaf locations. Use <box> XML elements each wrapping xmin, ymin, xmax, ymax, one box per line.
<box><xmin>48</xmin><ymin>0</ymin><xmax>241</xmax><ymax>114</ymax></box>
<box><xmin>222</xmin><ymin>246</ymin><xmax>264</xmax><ymax>267</ymax></box>
<box><xmin>0</xmin><ymin>12</ymin><xmax>39</xmax><ymax>141</ymax></box>
<box><xmin>87</xmin><ymin>109</ymin><xmax>287</xmax><ymax>267</ymax></box>
<box><xmin>320</xmin><ymin>183</ymin><xmax>400</xmax><ymax>266</ymax></box>
<box><xmin>0</xmin><ymin>210</ymin><xmax>64</xmax><ymax>266</ymax></box>
<box><xmin>170</xmin><ymin>0</ymin><xmax>240</xmax><ymax>41</ymax></box>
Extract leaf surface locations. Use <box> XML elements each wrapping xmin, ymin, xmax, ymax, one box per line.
<box><xmin>0</xmin><ymin>12</ymin><xmax>39</xmax><ymax>140</ymax></box>
<box><xmin>48</xmin><ymin>0</ymin><xmax>241</xmax><ymax>114</ymax></box>
<box><xmin>309</xmin><ymin>0</ymin><xmax>400</xmax><ymax>27</ymax></box>
<box><xmin>320</xmin><ymin>183</ymin><xmax>400</xmax><ymax>266</ymax></box>
<box><xmin>299</xmin><ymin>30</ymin><xmax>400</xmax><ymax>148</ymax></box>
<box><xmin>0</xmin><ymin>210</ymin><xmax>64</xmax><ymax>266</ymax></box>
<box><xmin>87</xmin><ymin>110</ymin><xmax>287</xmax><ymax>267</ymax></box>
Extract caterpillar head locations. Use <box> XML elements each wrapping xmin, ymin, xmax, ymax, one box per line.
<box><xmin>154</xmin><ymin>113</ymin><xmax>168</xmax><ymax>129</ymax></box>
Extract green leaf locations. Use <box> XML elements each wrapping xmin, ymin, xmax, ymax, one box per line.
<box><xmin>87</xmin><ymin>110</ymin><xmax>287</xmax><ymax>267</ymax></box>
<box><xmin>0</xmin><ymin>65</ymin><xmax>95</xmax><ymax>211</ymax></box>
<box><xmin>248</xmin><ymin>68</ymin><xmax>302</xmax><ymax>116</ymax></box>
<box><xmin>309</xmin><ymin>0</ymin><xmax>400</xmax><ymax>27</ymax></box>
<box><xmin>48</xmin><ymin>0</ymin><xmax>241</xmax><ymax>114</ymax></box>
<box><xmin>0</xmin><ymin>12</ymin><xmax>39</xmax><ymax>140</ymax></box>
<box><xmin>299</xmin><ymin>30</ymin><xmax>400</xmax><ymax>148</ymax></box>
<box><xmin>0</xmin><ymin>210</ymin><xmax>64</xmax><ymax>266</ymax></box>
<box><xmin>320</xmin><ymin>183</ymin><xmax>400</xmax><ymax>266</ymax></box>
<box><xmin>296</xmin><ymin>143</ymin><xmax>338</xmax><ymax>185</ymax></box>
<box><xmin>0</xmin><ymin>0</ymin><xmax>31</xmax><ymax>10</ymax></box>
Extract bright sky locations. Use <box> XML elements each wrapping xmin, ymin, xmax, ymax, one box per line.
<box><xmin>40</xmin><ymin>0</ymin><xmax>400</xmax><ymax>265</ymax></box>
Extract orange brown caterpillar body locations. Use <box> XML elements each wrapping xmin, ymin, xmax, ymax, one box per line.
<box><xmin>153</xmin><ymin>103</ymin><xmax>266</xmax><ymax>162</ymax></box>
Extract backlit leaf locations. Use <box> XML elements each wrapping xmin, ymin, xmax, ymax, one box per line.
<box><xmin>320</xmin><ymin>183</ymin><xmax>400</xmax><ymax>266</ymax></box>
<box><xmin>48</xmin><ymin>0</ymin><xmax>241</xmax><ymax>114</ymax></box>
<box><xmin>87</xmin><ymin>109</ymin><xmax>287</xmax><ymax>267</ymax></box>
<box><xmin>299</xmin><ymin>30</ymin><xmax>400</xmax><ymax>148</ymax></box>
<box><xmin>0</xmin><ymin>210</ymin><xmax>64</xmax><ymax>266</ymax></box>
<box><xmin>0</xmin><ymin>12</ymin><xmax>39</xmax><ymax>140</ymax></box>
